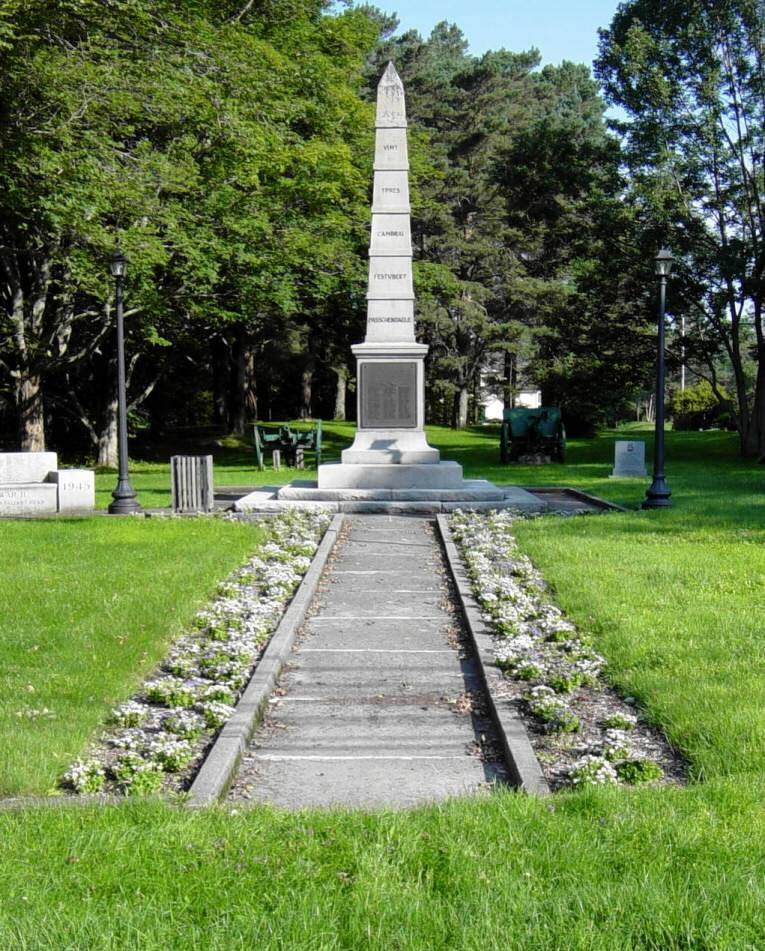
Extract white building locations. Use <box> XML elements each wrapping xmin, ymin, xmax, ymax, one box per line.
<box><xmin>482</xmin><ymin>390</ymin><xmax>542</xmax><ymax>421</ymax></box>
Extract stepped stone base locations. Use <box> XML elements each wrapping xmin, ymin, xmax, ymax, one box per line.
<box><xmin>279</xmin><ymin>479</ymin><xmax>504</xmax><ymax>502</ymax></box>
<box><xmin>232</xmin><ymin>482</ymin><xmax>546</xmax><ymax>515</ymax></box>
<box><xmin>318</xmin><ymin>460</ymin><xmax>463</xmax><ymax>490</ymax></box>
<box><xmin>340</xmin><ymin>427</ymin><xmax>440</xmax><ymax>466</ymax></box>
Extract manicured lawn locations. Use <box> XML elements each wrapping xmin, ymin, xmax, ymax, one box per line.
<box><xmin>99</xmin><ymin>420</ymin><xmax>759</xmax><ymax>514</ymax></box>
<box><xmin>0</xmin><ymin>517</ymin><xmax>261</xmax><ymax>796</ymax></box>
<box><xmin>511</xmin><ymin>428</ymin><xmax>765</xmax><ymax>782</ymax></box>
<box><xmin>3</xmin><ymin>427</ymin><xmax>765</xmax><ymax>947</ymax></box>
<box><xmin>1</xmin><ymin>782</ymin><xmax>764</xmax><ymax>949</ymax></box>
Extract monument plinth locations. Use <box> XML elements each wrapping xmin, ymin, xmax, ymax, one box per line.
<box><xmin>319</xmin><ymin>63</ymin><xmax>459</xmax><ymax>487</ymax></box>
<box><xmin>233</xmin><ymin>63</ymin><xmax>545</xmax><ymax>511</ymax></box>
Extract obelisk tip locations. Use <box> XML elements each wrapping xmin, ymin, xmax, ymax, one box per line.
<box><xmin>379</xmin><ymin>61</ymin><xmax>403</xmax><ymax>87</ymax></box>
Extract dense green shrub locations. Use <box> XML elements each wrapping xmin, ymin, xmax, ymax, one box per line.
<box><xmin>671</xmin><ymin>381</ymin><xmax>735</xmax><ymax>431</ymax></box>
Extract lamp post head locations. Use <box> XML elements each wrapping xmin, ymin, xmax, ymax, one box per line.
<box><xmin>110</xmin><ymin>248</ymin><xmax>127</xmax><ymax>279</ymax></box>
<box><xmin>655</xmin><ymin>247</ymin><xmax>673</xmax><ymax>278</ymax></box>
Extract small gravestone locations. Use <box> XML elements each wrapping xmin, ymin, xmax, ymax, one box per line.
<box><xmin>611</xmin><ymin>440</ymin><xmax>647</xmax><ymax>478</ymax></box>
<box><xmin>272</xmin><ymin>449</ymin><xmax>281</xmax><ymax>471</ymax></box>
<box><xmin>48</xmin><ymin>469</ymin><xmax>96</xmax><ymax>513</ymax></box>
<box><xmin>295</xmin><ymin>447</ymin><xmax>305</xmax><ymax>470</ymax></box>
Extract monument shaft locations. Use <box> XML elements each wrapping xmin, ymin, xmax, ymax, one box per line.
<box><xmin>318</xmin><ymin>63</ymin><xmax>462</xmax><ymax>487</ymax></box>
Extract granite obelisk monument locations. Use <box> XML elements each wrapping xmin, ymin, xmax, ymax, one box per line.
<box><xmin>318</xmin><ymin>62</ymin><xmax>462</xmax><ymax>490</ymax></box>
<box><xmin>233</xmin><ymin>67</ymin><xmax>544</xmax><ymax>511</ymax></box>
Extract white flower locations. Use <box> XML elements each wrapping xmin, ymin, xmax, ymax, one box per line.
<box><xmin>62</xmin><ymin>759</ymin><xmax>105</xmax><ymax>793</ymax></box>
<box><xmin>61</xmin><ymin>508</ymin><xmax>329</xmax><ymax>796</ymax></box>
<box><xmin>111</xmin><ymin>700</ymin><xmax>149</xmax><ymax>728</ymax></box>
<box><xmin>570</xmin><ymin>755</ymin><xmax>619</xmax><ymax>786</ymax></box>
<box><xmin>604</xmin><ymin>711</ymin><xmax>638</xmax><ymax>731</ymax></box>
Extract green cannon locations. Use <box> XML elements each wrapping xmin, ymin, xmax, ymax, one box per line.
<box><xmin>499</xmin><ymin>407</ymin><xmax>566</xmax><ymax>463</ymax></box>
<box><xmin>253</xmin><ymin>420</ymin><xmax>323</xmax><ymax>470</ymax></box>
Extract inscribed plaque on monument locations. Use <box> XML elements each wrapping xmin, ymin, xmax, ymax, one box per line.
<box><xmin>360</xmin><ymin>362</ymin><xmax>417</xmax><ymax>429</ymax></box>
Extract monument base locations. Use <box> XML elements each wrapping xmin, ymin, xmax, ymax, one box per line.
<box><xmin>318</xmin><ymin>460</ymin><xmax>463</xmax><ymax>490</ymax></box>
<box><xmin>341</xmin><ymin>429</ymin><xmax>439</xmax><ymax>465</ymax></box>
<box><xmin>232</xmin><ymin>481</ymin><xmax>547</xmax><ymax>515</ymax></box>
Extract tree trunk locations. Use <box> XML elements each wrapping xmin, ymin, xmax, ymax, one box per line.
<box><xmin>301</xmin><ymin>354</ymin><xmax>315</xmax><ymax>419</ymax></box>
<box><xmin>211</xmin><ymin>336</ymin><xmax>231</xmax><ymax>428</ymax></box>
<box><xmin>97</xmin><ymin>398</ymin><xmax>119</xmax><ymax>468</ymax></box>
<box><xmin>17</xmin><ymin>374</ymin><xmax>45</xmax><ymax>451</ymax></box>
<box><xmin>503</xmin><ymin>352</ymin><xmax>518</xmax><ymax>410</ymax></box>
<box><xmin>744</xmin><ymin>350</ymin><xmax>765</xmax><ymax>461</ymax></box>
<box><xmin>230</xmin><ymin>331</ymin><xmax>257</xmax><ymax>435</ymax></box>
<box><xmin>333</xmin><ymin>366</ymin><xmax>347</xmax><ymax>421</ymax></box>
<box><xmin>456</xmin><ymin>385</ymin><xmax>469</xmax><ymax>430</ymax></box>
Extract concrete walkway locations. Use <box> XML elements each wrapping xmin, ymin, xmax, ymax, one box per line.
<box><xmin>229</xmin><ymin>515</ymin><xmax>508</xmax><ymax>808</ymax></box>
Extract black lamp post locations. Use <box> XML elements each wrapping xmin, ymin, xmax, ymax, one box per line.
<box><xmin>643</xmin><ymin>248</ymin><xmax>674</xmax><ymax>510</ymax></box>
<box><xmin>107</xmin><ymin>248</ymin><xmax>141</xmax><ymax>515</ymax></box>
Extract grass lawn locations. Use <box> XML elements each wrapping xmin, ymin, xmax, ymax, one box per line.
<box><xmin>0</xmin><ymin>517</ymin><xmax>261</xmax><ymax>796</ymax></box>
<box><xmin>94</xmin><ymin>420</ymin><xmax>636</xmax><ymax>509</ymax></box>
<box><xmin>3</xmin><ymin>426</ymin><xmax>765</xmax><ymax>948</ymax></box>
<box><xmin>512</xmin><ymin>429</ymin><xmax>765</xmax><ymax>783</ymax></box>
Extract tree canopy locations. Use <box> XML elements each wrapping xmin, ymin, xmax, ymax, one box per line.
<box><xmin>597</xmin><ymin>0</ymin><xmax>765</xmax><ymax>457</ymax></box>
<box><xmin>1</xmin><ymin>0</ymin><xmax>758</xmax><ymax>456</ymax></box>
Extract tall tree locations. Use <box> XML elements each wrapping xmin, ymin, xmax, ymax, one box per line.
<box><xmin>597</xmin><ymin>0</ymin><xmax>765</xmax><ymax>457</ymax></box>
<box><xmin>365</xmin><ymin>24</ymin><xmax>638</xmax><ymax>430</ymax></box>
<box><xmin>0</xmin><ymin>0</ymin><xmax>378</xmax><ymax>450</ymax></box>
<box><xmin>492</xmin><ymin>62</ymin><xmax>655</xmax><ymax>430</ymax></box>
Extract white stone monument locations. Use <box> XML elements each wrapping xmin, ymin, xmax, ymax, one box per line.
<box><xmin>610</xmin><ymin>440</ymin><xmax>647</xmax><ymax>478</ymax></box>
<box><xmin>318</xmin><ymin>63</ymin><xmax>462</xmax><ymax>490</ymax></box>
<box><xmin>232</xmin><ymin>64</ymin><xmax>546</xmax><ymax>513</ymax></box>
<box><xmin>0</xmin><ymin>452</ymin><xmax>95</xmax><ymax>516</ymax></box>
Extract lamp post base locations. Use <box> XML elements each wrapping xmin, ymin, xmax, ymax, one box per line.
<box><xmin>108</xmin><ymin>479</ymin><xmax>142</xmax><ymax>515</ymax></box>
<box><xmin>642</xmin><ymin>476</ymin><xmax>672</xmax><ymax>509</ymax></box>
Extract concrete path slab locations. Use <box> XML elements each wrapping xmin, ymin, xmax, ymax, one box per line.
<box><xmin>316</xmin><ymin>591</ymin><xmax>444</xmax><ymax>615</ymax></box>
<box><xmin>301</xmin><ymin>620</ymin><xmax>453</xmax><ymax>651</ymax></box>
<box><xmin>329</xmin><ymin>572</ymin><xmax>443</xmax><ymax>593</ymax></box>
<box><xmin>233</xmin><ymin>755</ymin><xmax>502</xmax><ymax>810</ymax></box>
<box><xmin>229</xmin><ymin>515</ymin><xmax>509</xmax><ymax>808</ymax></box>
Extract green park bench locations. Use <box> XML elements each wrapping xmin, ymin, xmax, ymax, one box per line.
<box><xmin>499</xmin><ymin>407</ymin><xmax>566</xmax><ymax>463</ymax></box>
<box><xmin>253</xmin><ymin>421</ymin><xmax>323</xmax><ymax>470</ymax></box>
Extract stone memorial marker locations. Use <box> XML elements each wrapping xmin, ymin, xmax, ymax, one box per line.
<box><xmin>318</xmin><ymin>63</ymin><xmax>462</xmax><ymax>489</ymax></box>
<box><xmin>48</xmin><ymin>469</ymin><xmax>96</xmax><ymax>513</ymax></box>
<box><xmin>233</xmin><ymin>63</ymin><xmax>547</xmax><ymax>511</ymax></box>
<box><xmin>0</xmin><ymin>452</ymin><xmax>95</xmax><ymax>515</ymax></box>
<box><xmin>611</xmin><ymin>440</ymin><xmax>647</xmax><ymax>477</ymax></box>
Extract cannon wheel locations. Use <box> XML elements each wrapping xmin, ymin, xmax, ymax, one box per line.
<box><xmin>553</xmin><ymin>423</ymin><xmax>566</xmax><ymax>463</ymax></box>
<box><xmin>500</xmin><ymin>422</ymin><xmax>510</xmax><ymax>463</ymax></box>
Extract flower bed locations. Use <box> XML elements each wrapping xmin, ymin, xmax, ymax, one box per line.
<box><xmin>61</xmin><ymin>510</ymin><xmax>331</xmax><ymax>796</ymax></box>
<box><xmin>450</xmin><ymin>510</ymin><xmax>684</xmax><ymax>790</ymax></box>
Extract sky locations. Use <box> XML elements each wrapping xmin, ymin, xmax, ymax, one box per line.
<box><xmin>368</xmin><ymin>0</ymin><xmax>622</xmax><ymax>69</ymax></box>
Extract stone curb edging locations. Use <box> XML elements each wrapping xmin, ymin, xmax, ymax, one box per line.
<box><xmin>522</xmin><ymin>486</ymin><xmax>628</xmax><ymax>513</ymax></box>
<box><xmin>0</xmin><ymin>793</ymin><xmax>128</xmax><ymax>811</ymax></box>
<box><xmin>186</xmin><ymin>513</ymin><xmax>345</xmax><ymax>806</ymax></box>
<box><xmin>435</xmin><ymin>514</ymin><xmax>550</xmax><ymax>796</ymax></box>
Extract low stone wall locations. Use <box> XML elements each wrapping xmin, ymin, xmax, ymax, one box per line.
<box><xmin>0</xmin><ymin>452</ymin><xmax>95</xmax><ymax>517</ymax></box>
